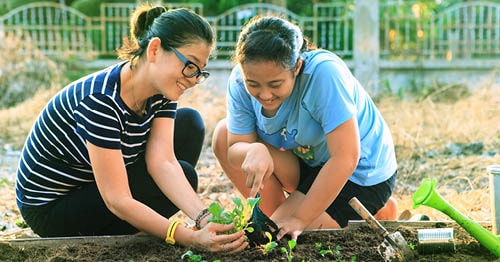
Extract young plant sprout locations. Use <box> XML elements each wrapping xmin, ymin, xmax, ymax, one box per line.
<box><xmin>281</xmin><ymin>239</ymin><xmax>297</xmax><ymax>262</ymax></box>
<box><xmin>261</xmin><ymin>231</ymin><xmax>279</xmax><ymax>254</ymax></box>
<box><xmin>207</xmin><ymin>197</ymin><xmax>260</xmax><ymax>234</ymax></box>
<box><xmin>181</xmin><ymin>250</ymin><xmax>206</xmax><ymax>262</ymax></box>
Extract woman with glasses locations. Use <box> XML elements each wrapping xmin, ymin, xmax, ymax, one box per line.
<box><xmin>212</xmin><ymin>16</ymin><xmax>398</xmax><ymax>241</ymax></box>
<box><xmin>16</xmin><ymin>4</ymin><xmax>248</xmax><ymax>253</ymax></box>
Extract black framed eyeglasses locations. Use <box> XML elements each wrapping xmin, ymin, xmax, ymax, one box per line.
<box><xmin>169</xmin><ymin>47</ymin><xmax>210</xmax><ymax>84</ymax></box>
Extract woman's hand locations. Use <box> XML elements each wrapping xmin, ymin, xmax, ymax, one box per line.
<box><xmin>241</xmin><ymin>143</ymin><xmax>274</xmax><ymax>198</ymax></box>
<box><xmin>193</xmin><ymin>222</ymin><xmax>249</xmax><ymax>253</ymax></box>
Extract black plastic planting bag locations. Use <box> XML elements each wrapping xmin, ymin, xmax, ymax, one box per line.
<box><xmin>245</xmin><ymin>194</ymin><xmax>279</xmax><ymax>247</ymax></box>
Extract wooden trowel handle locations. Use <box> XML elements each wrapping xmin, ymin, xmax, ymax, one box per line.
<box><xmin>349</xmin><ymin>197</ymin><xmax>390</xmax><ymax>236</ymax></box>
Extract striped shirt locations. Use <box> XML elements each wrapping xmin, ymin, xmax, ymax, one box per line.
<box><xmin>16</xmin><ymin>62</ymin><xmax>177</xmax><ymax>208</ymax></box>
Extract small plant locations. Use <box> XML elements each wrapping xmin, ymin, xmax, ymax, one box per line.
<box><xmin>261</xmin><ymin>231</ymin><xmax>278</xmax><ymax>254</ymax></box>
<box><xmin>317</xmin><ymin>244</ymin><xmax>341</xmax><ymax>257</ymax></box>
<box><xmin>281</xmin><ymin>239</ymin><xmax>297</xmax><ymax>262</ymax></box>
<box><xmin>315</xmin><ymin>242</ymin><xmax>355</xmax><ymax>261</ymax></box>
<box><xmin>181</xmin><ymin>250</ymin><xmax>206</xmax><ymax>262</ymax></box>
<box><xmin>207</xmin><ymin>197</ymin><xmax>260</xmax><ymax>234</ymax></box>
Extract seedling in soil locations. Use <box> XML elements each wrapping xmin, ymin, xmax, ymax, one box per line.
<box><xmin>207</xmin><ymin>197</ymin><xmax>260</xmax><ymax>234</ymax></box>
<box><xmin>261</xmin><ymin>231</ymin><xmax>278</xmax><ymax>254</ymax></box>
<box><xmin>281</xmin><ymin>239</ymin><xmax>297</xmax><ymax>262</ymax></box>
<box><xmin>315</xmin><ymin>243</ymin><xmax>357</xmax><ymax>261</ymax></box>
<box><xmin>181</xmin><ymin>250</ymin><xmax>206</xmax><ymax>262</ymax></box>
<box><xmin>316</xmin><ymin>243</ymin><xmax>341</xmax><ymax>257</ymax></box>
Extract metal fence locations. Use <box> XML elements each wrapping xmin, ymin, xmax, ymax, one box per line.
<box><xmin>380</xmin><ymin>0</ymin><xmax>500</xmax><ymax>61</ymax></box>
<box><xmin>1</xmin><ymin>1</ymin><xmax>499</xmax><ymax>62</ymax></box>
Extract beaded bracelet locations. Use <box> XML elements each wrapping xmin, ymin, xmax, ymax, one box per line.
<box><xmin>195</xmin><ymin>208</ymin><xmax>210</xmax><ymax>230</ymax></box>
<box><xmin>165</xmin><ymin>220</ymin><xmax>180</xmax><ymax>245</ymax></box>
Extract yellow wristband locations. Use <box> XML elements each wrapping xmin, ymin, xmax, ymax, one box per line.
<box><xmin>165</xmin><ymin>221</ymin><xmax>180</xmax><ymax>245</ymax></box>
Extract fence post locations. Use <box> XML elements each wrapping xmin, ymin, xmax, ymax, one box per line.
<box><xmin>353</xmin><ymin>0</ymin><xmax>379</xmax><ymax>95</ymax></box>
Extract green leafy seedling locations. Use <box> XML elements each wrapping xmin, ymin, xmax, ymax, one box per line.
<box><xmin>208</xmin><ymin>197</ymin><xmax>260</xmax><ymax>234</ymax></box>
<box><xmin>262</xmin><ymin>231</ymin><xmax>278</xmax><ymax>254</ymax></box>
<box><xmin>318</xmin><ymin>244</ymin><xmax>341</xmax><ymax>257</ymax></box>
<box><xmin>281</xmin><ymin>239</ymin><xmax>296</xmax><ymax>262</ymax></box>
<box><xmin>181</xmin><ymin>250</ymin><xmax>206</xmax><ymax>262</ymax></box>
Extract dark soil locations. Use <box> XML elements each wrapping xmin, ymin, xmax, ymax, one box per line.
<box><xmin>1</xmin><ymin>221</ymin><xmax>497</xmax><ymax>262</ymax></box>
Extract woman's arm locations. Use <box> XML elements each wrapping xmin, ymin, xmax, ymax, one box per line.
<box><xmin>88</xmin><ymin>142</ymin><xmax>196</xmax><ymax>244</ymax></box>
<box><xmin>88</xmin><ymin>118</ymin><xmax>248</xmax><ymax>251</ymax></box>
<box><xmin>144</xmin><ymin>117</ymin><xmax>207</xmax><ymax>222</ymax></box>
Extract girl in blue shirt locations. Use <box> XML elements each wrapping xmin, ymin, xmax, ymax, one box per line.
<box><xmin>212</xmin><ymin>16</ymin><xmax>398</xmax><ymax>241</ymax></box>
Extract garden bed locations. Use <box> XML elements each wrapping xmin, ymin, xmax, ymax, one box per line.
<box><xmin>1</xmin><ymin>221</ymin><xmax>496</xmax><ymax>261</ymax></box>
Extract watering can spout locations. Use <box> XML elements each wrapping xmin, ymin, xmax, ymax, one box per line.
<box><xmin>412</xmin><ymin>178</ymin><xmax>500</xmax><ymax>258</ymax></box>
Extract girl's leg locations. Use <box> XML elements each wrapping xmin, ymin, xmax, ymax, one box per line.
<box><xmin>270</xmin><ymin>191</ymin><xmax>341</xmax><ymax>229</ymax></box>
<box><xmin>271</xmin><ymin>161</ymin><xmax>397</xmax><ymax>229</ymax></box>
<box><xmin>374</xmin><ymin>196</ymin><xmax>398</xmax><ymax>220</ymax></box>
<box><xmin>212</xmin><ymin>119</ymin><xmax>300</xmax><ymax>216</ymax></box>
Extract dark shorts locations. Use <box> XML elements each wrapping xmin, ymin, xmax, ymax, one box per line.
<box><xmin>297</xmin><ymin>160</ymin><xmax>396</xmax><ymax>228</ymax></box>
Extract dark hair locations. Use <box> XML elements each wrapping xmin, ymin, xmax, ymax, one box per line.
<box><xmin>234</xmin><ymin>16</ymin><xmax>308</xmax><ymax>69</ymax></box>
<box><xmin>117</xmin><ymin>4</ymin><xmax>215</xmax><ymax>64</ymax></box>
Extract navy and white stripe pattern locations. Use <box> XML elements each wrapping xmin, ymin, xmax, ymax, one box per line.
<box><xmin>16</xmin><ymin>62</ymin><xmax>177</xmax><ymax>208</ymax></box>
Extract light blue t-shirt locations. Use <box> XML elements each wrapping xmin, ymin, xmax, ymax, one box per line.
<box><xmin>226</xmin><ymin>50</ymin><xmax>397</xmax><ymax>186</ymax></box>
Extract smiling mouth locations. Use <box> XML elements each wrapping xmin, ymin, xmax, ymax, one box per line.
<box><xmin>177</xmin><ymin>82</ymin><xmax>187</xmax><ymax>91</ymax></box>
<box><xmin>261</xmin><ymin>98</ymin><xmax>276</xmax><ymax>106</ymax></box>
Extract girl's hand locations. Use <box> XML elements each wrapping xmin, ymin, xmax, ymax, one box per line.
<box><xmin>274</xmin><ymin>216</ymin><xmax>306</xmax><ymax>241</ymax></box>
<box><xmin>241</xmin><ymin>143</ymin><xmax>274</xmax><ymax>198</ymax></box>
<box><xmin>194</xmin><ymin>222</ymin><xmax>249</xmax><ymax>253</ymax></box>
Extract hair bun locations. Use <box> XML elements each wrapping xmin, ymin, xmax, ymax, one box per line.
<box><xmin>145</xmin><ymin>6</ymin><xmax>166</xmax><ymax>28</ymax></box>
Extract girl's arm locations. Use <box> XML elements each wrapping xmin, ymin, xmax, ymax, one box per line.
<box><xmin>227</xmin><ymin>131</ymin><xmax>276</xmax><ymax>198</ymax></box>
<box><xmin>293</xmin><ymin>116</ymin><xmax>360</xmax><ymax>225</ymax></box>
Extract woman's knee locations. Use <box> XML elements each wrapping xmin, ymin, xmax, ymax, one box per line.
<box><xmin>176</xmin><ymin>107</ymin><xmax>205</xmax><ymax>136</ymax></box>
<box><xmin>179</xmin><ymin>160</ymin><xmax>198</xmax><ymax>191</ymax></box>
<box><xmin>174</xmin><ymin>107</ymin><xmax>205</xmax><ymax>166</ymax></box>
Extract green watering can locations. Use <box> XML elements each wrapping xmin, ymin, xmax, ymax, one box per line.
<box><xmin>412</xmin><ymin>178</ymin><xmax>500</xmax><ymax>257</ymax></box>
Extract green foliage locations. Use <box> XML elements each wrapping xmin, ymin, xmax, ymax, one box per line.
<box><xmin>314</xmin><ymin>242</ymin><xmax>358</xmax><ymax>261</ymax></box>
<box><xmin>207</xmin><ymin>197</ymin><xmax>260</xmax><ymax>234</ymax></box>
<box><xmin>181</xmin><ymin>250</ymin><xmax>206</xmax><ymax>262</ymax></box>
<box><xmin>0</xmin><ymin>31</ymin><xmax>63</xmax><ymax>109</ymax></box>
<box><xmin>6</xmin><ymin>0</ymin><xmax>58</xmax><ymax>10</ymax></box>
<box><xmin>319</xmin><ymin>244</ymin><xmax>341</xmax><ymax>257</ymax></box>
<box><xmin>280</xmin><ymin>239</ymin><xmax>296</xmax><ymax>262</ymax></box>
<box><xmin>261</xmin><ymin>231</ymin><xmax>278</xmax><ymax>254</ymax></box>
<box><xmin>71</xmin><ymin>0</ymin><xmax>101</xmax><ymax>17</ymax></box>
<box><xmin>0</xmin><ymin>1</ymin><xmax>8</xmax><ymax>16</ymax></box>
<box><xmin>71</xmin><ymin>0</ymin><xmax>136</xmax><ymax>17</ymax></box>
<box><xmin>181</xmin><ymin>251</ymin><xmax>221</xmax><ymax>262</ymax></box>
